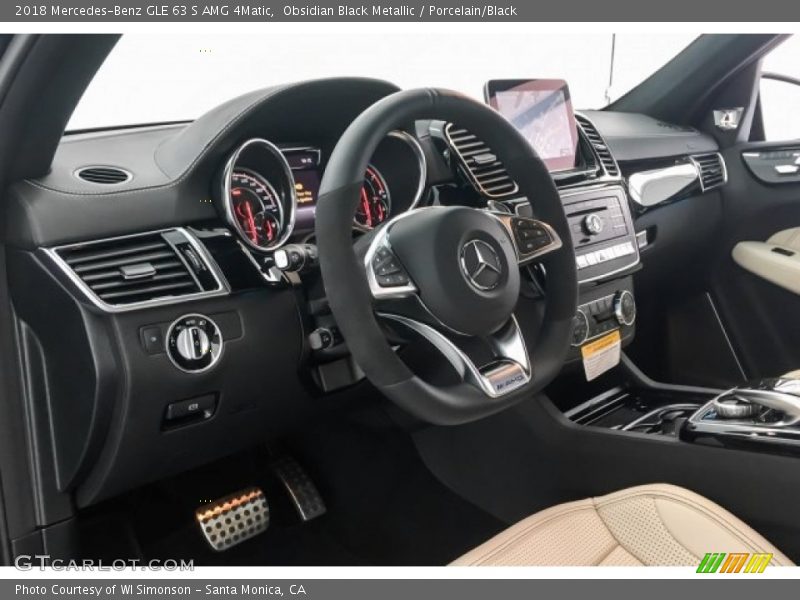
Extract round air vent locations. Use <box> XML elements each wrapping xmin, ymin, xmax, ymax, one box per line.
<box><xmin>75</xmin><ymin>166</ymin><xmax>132</xmax><ymax>185</ymax></box>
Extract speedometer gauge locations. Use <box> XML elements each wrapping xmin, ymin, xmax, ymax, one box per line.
<box><xmin>230</xmin><ymin>170</ymin><xmax>283</xmax><ymax>247</ymax></box>
<box><xmin>219</xmin><ymin>138</ymin><xmax>297</xmax><ymax>252</ymax></box>
<box><xmin>355</xmin><ymin>166</ymin><xmax>391</xmax><ymax>229</ymax></box>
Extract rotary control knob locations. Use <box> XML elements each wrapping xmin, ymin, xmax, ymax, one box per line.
<box><xmin>166</xmin><ymin>314</ymin><xmax>222</xmax><ymax>373</ymax></box>
<box><xmin>583</xmin><ymin>213</ymin><xmax>604</xmax><ymax>236</ymax></box>
<box><xmin>711</xmin><ymin>393</ymin><xmax>760</xmax><ymax>419</ymax></box>
<box><xmin>614</xmin><ymin>291</ymin><xmax>636</xmax><ymax>326</ymax></box>
<box><xmin>571</xmin><ymin>309</ymin><xmax>590</xmax><ymax>347</ymax></box>
<box><xmin>176</xmin><ymin>326</ymin><xmax>210</xmax><ymax>361</ymax></box>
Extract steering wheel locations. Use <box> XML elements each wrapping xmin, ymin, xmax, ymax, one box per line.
<box><xmin>316</xmin><ymin>89</ymin><xmax>577</xmax><ymax>425</ymax></box>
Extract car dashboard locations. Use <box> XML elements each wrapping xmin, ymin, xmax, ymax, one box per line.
<box><xmin>3</xmin><ymin>77</ymin><xmax>728</xmax><ymax>515</ymax></box>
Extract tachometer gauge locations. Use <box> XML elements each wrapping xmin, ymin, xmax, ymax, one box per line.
<box><xmin>355</xmin><ymin>166</ymin><xmax>391</xmax><ymax>229</ymax></box>
<box><xmin>220</xmin><ymin>138</ymin><xmax>297</xmax><ymax>252</ymax></box>
<box><xmin>229</xmin><ymin>169</ymin><xmax>283</xmax><ymax>248</ymax></box>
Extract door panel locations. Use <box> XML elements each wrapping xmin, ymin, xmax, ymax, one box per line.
<box><xmin>710</xmin><ymin>143</ymin><xmax>800</xmax><ymax>379</ymax></box>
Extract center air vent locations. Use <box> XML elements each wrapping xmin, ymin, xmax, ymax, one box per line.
<box><xmin>50</xmin><ymin>229</ymin><xmax>226</xmax><ymax>310</ymax></box>
<box><xmin>444</xmin><ymin>124</ymin><xmax>519</xmax><ymax>198</ymax></box>
<box><xmin>76</xmin><ymin>166</ymin><xmax>132</xmax><ymax>185</ymax></box>
<box><xmin>575</xmin><ymin>115</ymin><xmax>620</xmax><ymax>177</ymax></box>
<box><xmin>691</xmin><ymin>153</ymin><xmax>728</xmax><ymax>192</ymax></box>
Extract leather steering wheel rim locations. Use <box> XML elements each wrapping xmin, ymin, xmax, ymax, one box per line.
<box><xmin>316</xmin><ymin>88</ymin><xmax>577</xmax><ymax>425</ymax></box>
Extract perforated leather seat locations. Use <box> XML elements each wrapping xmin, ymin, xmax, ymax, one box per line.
<box><xmin>451</xmin><ymin>484</ymin><xmax>792</xmax><ymax>566</ymax></box>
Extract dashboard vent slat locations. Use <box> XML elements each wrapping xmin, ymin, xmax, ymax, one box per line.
<box><xmin>575</xmin><ymin>115</ymin><xmax>620</xmax><ymax>177</ymax></box>
<box><xmin>52</xmin><ymin>230</ymin><xmax>225</xmax><ymax>309</ymax></box>
<box><xmin>691</xmin><ymin>153</ymin><xmax>728</xmax><ymax>192</ymax></box>
<box><xmin>75</xmin><ymin>166</ymin><xmax>132</xmax><ymax>185</ymax></box>
<box><xmin>445</xmin><ymin>124</ymin><xmax>520</xmax><ymax>198</ymax></box>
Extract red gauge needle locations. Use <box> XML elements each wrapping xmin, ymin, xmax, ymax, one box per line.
<box><xmin>242</xmin><ymin>200</ymin><xmax>258</xmax><ymax>242</ymax></box>
<box><xmin>361</xmin><ymin>187</ymin><xmax>372</xmax><ymax>228</ymax></box>
<box><xmin>265</xmin><ymin>217</ymin><xmax>274</xmax><ymax>241</ymax></box>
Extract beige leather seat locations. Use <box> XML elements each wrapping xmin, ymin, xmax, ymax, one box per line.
<box><xmin>452</xmin><ymin>484</ymin><xmax>792</xmax><ymax>566</ymax></box>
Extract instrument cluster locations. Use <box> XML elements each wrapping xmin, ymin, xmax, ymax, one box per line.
<box><xmin>218</xmin><ymin>131</ymin><xmax>427</xmax><ymax>252</ymax></box>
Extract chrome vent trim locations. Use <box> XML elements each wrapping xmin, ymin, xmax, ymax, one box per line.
<box><xmin>690</xmin><ymin>152</ymin><xmax>728</xmax><ymax>192</ymax></box>
<box><xmin>575</xmin><ymin>114</ymin><xmax>620</xmax><ymax>177</ymax></box>
<box><xmin>444</xmin><ymin>123</ymin><xmax>519</xmax><ymax>198</ymax></box>
<box><xmin>75</xmin><ymin>166</ymin><xmax>132</xmax><ymax>185</ymax></box>
<box><xmin>45</xmin><ymin>228</ymin><xmax>229</xmax><ymax>313</ymax></box>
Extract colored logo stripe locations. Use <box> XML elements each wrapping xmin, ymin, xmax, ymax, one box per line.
<box><xmin>697</xmin><ymin>552</ymin><xmax>772</xmax><ymax>573</ymax></box>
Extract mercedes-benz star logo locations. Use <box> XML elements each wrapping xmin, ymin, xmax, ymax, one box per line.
<box><xmin>460</xmin><ymin>239</ymin><xmax>503</xmax><ymax>291</ymax></box>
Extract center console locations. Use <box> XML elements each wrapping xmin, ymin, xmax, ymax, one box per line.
<box><xmin>562</xmin><ymin>354</ymin><xmax>800</xmax><ymax>457</ymax></box>
<box><xmin>480</xmin><ymin>79</ymin><xmax>641</xmax><ymax>368</ymax></box>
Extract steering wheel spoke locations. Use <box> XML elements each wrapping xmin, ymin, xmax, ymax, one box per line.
<box><xmin>491</xmin><ymin>213</ymin><xmax>563</xmax><ymax>266</ymax></box>
<box><xmin>378</xmin><ymin>313</ymin><xmax>531</xmax><ymax>398</ymax></box>
<box><xmin>364</xmin><ymin>221</ymin><xmax>418</xmax><ymax>300</ymax></box>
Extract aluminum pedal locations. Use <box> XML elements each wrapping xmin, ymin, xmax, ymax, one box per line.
<box><xmin>195</xmin><ymin>487</ymin><xmax>269</xmax><ymax>552</ymax></box>
<box><xmin>271</xmin><ymin>456</ymin><xmax>327</xmax><ymax>522</ymax></box>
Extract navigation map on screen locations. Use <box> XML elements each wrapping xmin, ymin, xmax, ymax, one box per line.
<box><xmin>486</xmin><ymin>79</ymin><xmax>579</xmax><ymax>172</ymax></box>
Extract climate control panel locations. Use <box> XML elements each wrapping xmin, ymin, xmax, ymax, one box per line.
<box><xmin>571</xmin><ymin>290</ymin><xmax>637</xmax><ymax>348</ymax></box>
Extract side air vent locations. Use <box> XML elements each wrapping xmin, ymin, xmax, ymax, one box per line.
<box><xmin>50</xmin><ymin>229</ymin><xmax>227</xmax><ymax>311</ymax></box>
<box><xmin>690</xmin><ymin>153</ymin><xmax>728</xmax><ymax>192</ymax></box>
<box><xmin>575</xmin><ymin>114</ymin><xmax>620</xmax><ymax>177</ymax></box>
<box><xmin>75</xmin><ymin>166</ymin><xmax>132</xmax><ymax>185</ymax></box>
<box><xmin>444</xmin><ymin>123</ymin><xmax>519</xmax><ymax>198</ymax></box>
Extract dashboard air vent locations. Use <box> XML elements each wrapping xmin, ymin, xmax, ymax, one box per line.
<box><xmin>444</xmin><ymin>124</ymin><xmax>519</xmax><ymax>198</ymax></box>
<box><xmin>691</xmin><ymin>153</ymin><xmax>727</xmax><ymax>192</ymax></box>
<box><xmin>575</xmin><ymin>115</ymin><xmax>620</xmax><ymax>177</ymax></box>
<box><xmin>76</xmin><ymin>166</ymin><xmax>131</xmax><ymax>185</ymax></box>
<box><xmin>51</xmin><ymin>229</ymin><xmax>226</xmax><ymax>309</ymax></box>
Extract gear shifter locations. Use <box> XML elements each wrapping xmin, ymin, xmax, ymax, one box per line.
<box><xmin>684</xmin><ymin>378</ymin><xmax>800</xmax><ymax>450</ymax></box>
<box><xmin>710</xmin><ymin>378</ymin><xmax>800</xmax><ymax>425</ymax></box>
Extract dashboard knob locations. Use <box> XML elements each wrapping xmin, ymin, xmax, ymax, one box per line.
<box><xmin>175</xmin><ymin>326</ymin><xmax>211</xmax><ymax>361</ymax></box>
<box><xmin>583</xmin><ymin>213</ymin><xmax>604</xmax><ymax>235</ymax></box>
<box><xmin>613</xmin><ymin>291</ymin><xmax>636</xmax><ymax>326</ymax></box>
<box><xmin>166</xmin><ymin>314</ymin><xmax>223</xmax><ymax>373</ymax></box>
<box><xmin>571</xmin><ymin>309</ymin><xmax>590</xmax><ymax>347</ymax></box>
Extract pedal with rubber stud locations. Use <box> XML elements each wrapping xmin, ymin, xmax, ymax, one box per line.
<box><xmin>271</xmin><ymin>456</ymin><xmax>327</xmax><ymax>522</ymax></box>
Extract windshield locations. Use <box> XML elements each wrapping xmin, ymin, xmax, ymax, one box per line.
<box><xmin>68</xmin><ymin>32</ymin><xmax>697</xmax><ymax>131</ymax></box>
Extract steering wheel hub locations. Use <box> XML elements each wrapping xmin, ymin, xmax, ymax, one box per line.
<box><xmin>387</xmin><ymin>206</ymin><xmax>520</xmax><ymax>336</ymax></box>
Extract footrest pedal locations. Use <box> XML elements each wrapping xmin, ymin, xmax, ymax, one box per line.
<box><xmin>271</xmin><ymin>456</ymin><xmax>327</xmax><ymax>522</ymax></box>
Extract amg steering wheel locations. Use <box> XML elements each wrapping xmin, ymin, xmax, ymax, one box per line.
<box><xmin>316</xmin><ymin>89</ymin><xmax>577</xmax><ymax>425</ymax></box>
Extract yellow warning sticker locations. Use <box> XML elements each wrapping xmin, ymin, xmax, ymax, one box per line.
<box><xmin>581</xmin><ymin>329</ymin><xmax>621</xmax><ymax>381</ymax></box>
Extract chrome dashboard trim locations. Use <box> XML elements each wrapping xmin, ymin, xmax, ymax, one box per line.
<box><xmin>380</xmin><ymin>313</ymin><xmax>531</xmax><ymax>399</ymax></box>
<box><xmin>628</xmin><ymin>162</ymin><xmax>700</xmax><ymax>207</ymax></box>
<box><xmin>387</xmin><ymin>130</ymin><xmax>428</xmax><ymax>212</ymax></box>
<box><xmin>221</xmin><ymin>137</ymin><xmax>298</xmax><ymax>253</ymax></box>
<box><xmin>689</xmin><ymin>152</ymin><xmax>729</xmax><ymax>193</ymax></box>
<box><xmin>443</xmin><ymin>122</ymin><xmax>520</xmax><ymax>199</ymax></box>
<box><xmin>43</xmin><ymin>227</ymin><xmax>230</xmax><ymax>314</ymax></box>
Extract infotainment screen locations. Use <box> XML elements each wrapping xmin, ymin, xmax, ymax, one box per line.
<box><xmin>484</xmin><ymin>79</ymin><xmax>579</xmax><ymax>172</ymax></box>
